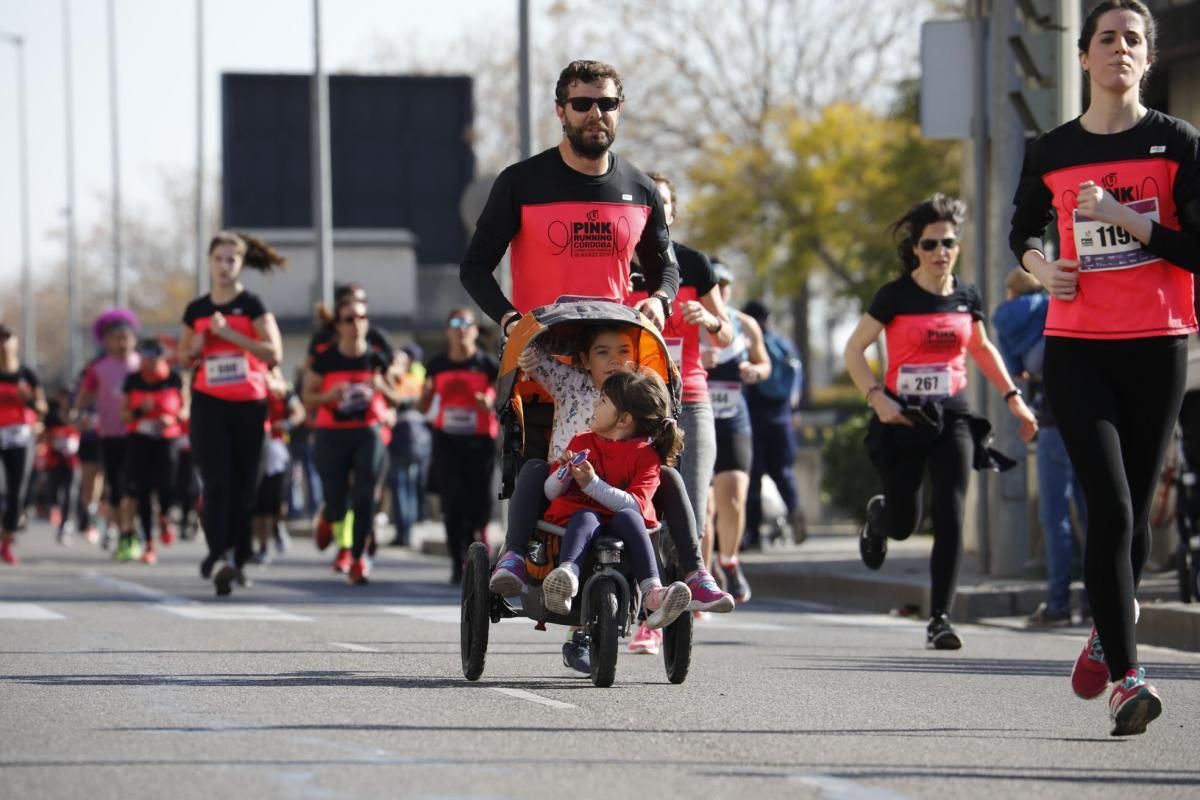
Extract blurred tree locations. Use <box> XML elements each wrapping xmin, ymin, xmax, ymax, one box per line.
<box><xmin>686</xmin><ymin>102</ymin><xmax>961</xmax><ymax>308</ymax></box>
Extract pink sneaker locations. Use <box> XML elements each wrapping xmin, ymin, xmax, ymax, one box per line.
<box><xmin>488</xmin><ymin>550</ymin><xmax>529</xmax><ymax>596</ymax></box>
<box><xmin>644</xmin><ymin>581</ymin><xmax>690</xmax><ymax>629</ymax></box>
<box><xmin>1071</xmin><ymin>626</ymin><xmax>1110</xmax><ymax>700</ymax></box>
<box><xmin>0</xmin><ymin>540</ymin><xmax>17</xmax><ymax>565</ymax></box>
<box><xmin>1108</xmin><ymin>667</ymin><xmax>1162</xmax><ymax>736</ymax></box>
<box><xmin>628</xmin><ymin>623</ymin><xmax>662</xmax><ymax>655</ymax></box>
<box><xmin>686</xmin><ymin>569</ymin><xmax>735</xmax><ymax>613</ymax></box>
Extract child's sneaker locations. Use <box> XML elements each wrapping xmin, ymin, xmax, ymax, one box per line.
<box><xmin>1108</xmin><ymin>667</ymin><xmax>1162</xmax><ymax>736</ymax></box>
<box><xmin>488</xmin><ymin>550</ymin><xmax>529</xmax><ymax>596</ymax></box>
<box><xmin>542</xmin><ymin>565</ymin><xmax>579</xmax><ymax>614</ymax></box>
<box><xmin>1071</xmin><ymin>626</ymin><xmax>1110</xmax><ymax>699</ymax></box>
<box><xmin>332</xmin><ymin>548</ymin><xmax>353</xmax><ymax>574</ymax></box>
<box><xmin>686</xmin><ymin>568</ymin><xmax>735</xmax><ymax>613</ymax></box>
<box><xmin>644</xmin><ymin>581</ymin><xmax>691</xmax><ymax>629</ymax></box>
<box><xmin>628</xmin><ymin>623</ymin><xmax>662</xmax><ymax>655</ymax></box>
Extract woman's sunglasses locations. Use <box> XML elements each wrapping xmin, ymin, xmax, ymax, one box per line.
<box><xmin>918</xmin><ymin>237</ymin><xmax>959</xmax><ymax>252</ymax></box>
<box><xmin>448</xmin><ymin>318</ymin><xmax>475</xmax><ymax>329</ymax></box>
<box><xmin>562</xmin><ymin>96</ymin><xmax>620</xmax><ymax>113</ymax></box>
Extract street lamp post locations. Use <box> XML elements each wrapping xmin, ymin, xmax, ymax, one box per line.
<box><xmin>108</xmin><ymin>0</ymin><xmax>124</xmax><ymax>308</ymax></box>
<box><xmin>0</xmin><ymin>33</ymin><xmax>35</xmax><ymax>366</ymax></box>
<box><xmin>62</xmin><ymin>0</ymin><xmax>81</xmax><ymax>377</ymax></box>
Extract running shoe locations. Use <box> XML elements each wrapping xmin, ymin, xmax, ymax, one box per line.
<box><xmin>159</xmin><ymin>516</ymin><xmax>175</xmax><ymax>546</ymax></box>
<box><xmin>83</xmin><ymin>527</ymin><xmax>101</xmax><ymax>545</ymax></box>
<box><xmin>562</xmin><ymin>630</ymin><xmax>591</xmax><ymax>675</ymax></box>
<box><xmin>859</xmin><ymin>495</ymin><xmax>887</xmax><ymax>570</ymax></box>
<box><xmin>1026</xmin><ymin>602</ymin><xmax>1072</xmax><ymax>628</ymax></box>
<box><xmin>0</xmin><ymin>540</ymin><xmax>17</xmax><ymax>565</ymax></box>
<box><xmin>114</xmin><ymin>536</ymin><xmax>136</xmax><ymax>563</ymax></box>
<box><xmin>56</xmin><ymin>522</ymin><xmax>74</xmax><ymax>546</ymax></box>
<box><xmin>213</xmin><ymin>562</ymin><xmax>235</xmax><ymax>596</ymax></box>
<box><xmin>253</xmin><ymin>546</ymin><xmax>271</xmax><ymax>566</ymax></box>
<box><xmin>348</xmin><ymin>558</ymin><xmax>370</xmax><ymax>586</ymax></box>
<box><xmin>542</xmin><ymin>565</ymin><xmax>579</xmax><ymax>615</ymax></box>
<box><xmin>644</xmin><ymin>581</ymin><xmax>691</xmax><ymax>629</ymax></box>
<box><xmin>49</xmin><ymin>508</ymin><xmax>63</xmax><ymax>529</ymax></box>
<box><xmin>234</xmin><ymin>568</ymin><xmax>252</xmax><ymax>588</ymax></box>
<box><xmin>1108</xmin><ymin>667</ymin><xmax>1163</xmax><ymax>737</ymax></box>
<box><xmin>488</xmin><ymin>550</ymin><xmax>529</xmax><ymax>596</ymax></box>
<box><xmin>332</xmin><ymin>548</ymin><xmax>353</xmax><ymax>574</ymax></box>
<box><xmin>126</xmin><ymin>538</ymin><xmax>143</xmax><ymax>562</ymax></box>
<box><xmin>628</xmin><ymin>623</ymin><xmax>662</xmax><ymax>655</ymax></box>
<box><xmin>693</xmin><ymin>610</ymin><xmax>711</xmax><ymax>622</ymax></box>
<box><xmin>719</xmin><ymin>558</ymin><xmax>752</xmax><ymax>605</ymax></box>
<box><xmin>314</xmin><ymin>512</ymin><xmax>333</xmax><ymax>551</ymax></box>
<box><xmin>1071</xmin><ymin>625</ymin><xmax>1110</xmax><ymax>699</ymax></box>
<box><xmin>685</xmin><ymin>568</ymin><xmax>735</xmax><ymax>613</ymax></box>
<box><xmin>200</xmin><ymin>554</ymin><xmax>217</xmax><ymax>579</ymax></box>
<box><xmin>926</xmin><ymin>613</ymin><xmax>963</xmax><ymax>650</ymax></box>
<box><xmin>141</xmin><ymin>545</ymin><xmax>158</xmax><ymax>565</ymax></box>
<box><xmin>273</xmin><ymin>521</ymin><xmax>291</xmax><ymax>553</ymax></box>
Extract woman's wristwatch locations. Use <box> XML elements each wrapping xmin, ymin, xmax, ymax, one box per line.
<box><xmin>1004</xmin><ymin>388</ymin><xmax>1023</xmax><ymax>402</ymax></box>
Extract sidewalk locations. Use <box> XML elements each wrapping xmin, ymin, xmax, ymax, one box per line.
<box><xmin>293</xmin><ymin>516</ymin><xmax>1200</xmax><ymax>653</ymax></box>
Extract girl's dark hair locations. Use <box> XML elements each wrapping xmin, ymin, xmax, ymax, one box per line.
<box><xmin>601</xmin><ymin>371</ymin><xmax>683</xmax><ymax>467</ymax></box>
<box><xmin>1079</xmin><ymin>1</ymin><xmax>1156</xmax><ymax>67</ymax></box>
<box><xmin>208</xmin><ymin>231</ymin><xmax>288</xmax><ymax>272</ymax></box>
<box><xmin>889</xmin><ymin>193</ymin><xmax>967</xmax><ymax>274</ymax></box>
<box><xmin>316</xmin><ymin>284</ymin><xmax>367</xmax><ymax>327</ymax></box>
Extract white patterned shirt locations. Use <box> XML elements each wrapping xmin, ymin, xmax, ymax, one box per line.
<box><xmin>525</xmin><ymin>345</ymin><xmax>600</xmax><ymax>459</ymax></box>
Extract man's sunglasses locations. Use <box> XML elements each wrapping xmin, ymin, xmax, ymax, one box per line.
<box><xmin>338</xmin><ymin>313</ymin><xmax>367</xmax><ymax>324</ymax></box>
<box><xmin>561</xmin><ymin>96</ymin><xmax>620</xmax><ymax>113</ymax></box>
<box><xmin>918</xmin><ymin>237</ymin><xmax>959</xmax><ymax>252</ymax></box>
<box><xmin>448</xmin><ymin>318</ymin><xmax>475</xmax><ymax>329</ymax></box>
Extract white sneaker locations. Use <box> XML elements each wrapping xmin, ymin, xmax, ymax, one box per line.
<box><xmin>542</xmin><ymin>566</ymin><xmax>579</xmax><ymax>615</ymax></box>
<box><xmin>644</xmin><ymin>581</ymin><xmax>691</xmax><ymax>629</ymax></box>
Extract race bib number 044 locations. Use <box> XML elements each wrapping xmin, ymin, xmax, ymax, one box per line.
<box><xmin>1073</xmin><ymin>197</ymin><xmax>1160</xmax><ymax>272</ymax></box>
<box><xmin>897</xmin><ymin>364</ymin><xmax>951</xmax><ymax>399</ymax></box>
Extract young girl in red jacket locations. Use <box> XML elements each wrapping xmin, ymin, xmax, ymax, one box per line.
<box><xmin>540</xmin><ymin>370</ymin><xmax>692</xmax><ymax>630</ymax></box>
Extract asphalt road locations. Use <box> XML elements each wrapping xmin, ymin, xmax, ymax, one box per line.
<box><xmin>2</xmin><ymin>523</ymin><xmax>1198</xmax><ymax>800</ymax></box>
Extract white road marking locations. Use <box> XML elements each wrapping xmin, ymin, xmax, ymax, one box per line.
<box><xmin>329</xmin><ymin>642</ymin><xmax>380</xmax><ymax>653</ymax></box>
<box><xmin>697</xmin><ymin>617</ymin><xmax>788</xmax><ymax>631</ymax></box>
<box><xmin>0</xmin><ymin>603</ymin><xmax>66</xmax><ymax>621</ymax></box>
<box><xmin>159</xmin><ymin>605</ymin><xmax>312</xmax><ymax>622</ymax></box>
<box><xmin>81</xmin><ymin>572</ymin><xmax>190</xmax><ymax>605</ymax></box>
<box><xmin>791</xmin><ymin>773</ymin><xmax>911</xmax><ymax>799</ymax></box>
<box><xmin>490</xmin><ymin>687</ymin><xmax>576</xmax><ymax>709</ymax></box>
<box><xmin>380</xmin><ymin>604</ymin><xmax>462</xmax><ymax>624</ymax></box>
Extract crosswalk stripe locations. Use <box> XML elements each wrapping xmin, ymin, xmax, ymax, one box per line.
<box><xmin>0</xmin><ymin>603</ymin><xmax>66</xmax><ymax>621</ymax></box>
<box><xmin>329</xmin><ymin>642</ymin><xmax>380</xmax><ymax>652</ymax></box>
<box><xmin>158</xmin><ymin>605</ymin><xmax>312</xmax><ymax>622</ymax></box>
<box><xmin>491</xmin><ymin>687</ymin><xmax>576</xmax><ymax>709</ymax></box>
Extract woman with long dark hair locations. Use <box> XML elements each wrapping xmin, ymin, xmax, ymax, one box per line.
<box><xmin>179</xmin><ymin>231</ymin><xmax>285</xmax><ymax>596</ymax></box>
<box><xmin>1010</xmin><ymin>0</ymin><xmax>1199</xmax><ymax>736</ymax></box>
<box><xmin>845</xmin><ymin>194</ymin><xmax>1036</xmax><ymax>650</ymax></box>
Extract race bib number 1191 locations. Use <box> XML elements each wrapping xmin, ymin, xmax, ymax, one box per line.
<box><xmin>1073</xmin><ymin>197</ymin><xmax>1160</xmax><ymax>272</ymax></box>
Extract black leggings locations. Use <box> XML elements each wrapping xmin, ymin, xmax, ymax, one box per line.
<box><xmin>1044</xmin><ymin>335</ymin><xmax>1186</xmax><ymax>680</ymax></box>
<box><xmin>175</xmin><ymin>442</ymin><xmax>198</xmax><ymax>530</ymax></box>
<box><xmin>124</xmin><ymin>434</ymin><xmax>177</xmax><ymax>541</ymax></box>
<box><xmin>559</xmin><ymin>508</ymin><xmax>658</xmax><ymax>584</ymax></box>
<box><xmin>870</xmin><ymin>414</ymin><xmax>973</xmax><ymax>618</ymax></box>
<box><xmin>190</xmin><ymin>392</ymin><xmax>267</xmax><ymax>567</ymax></box>
<box><xmin>48</xmin><ymin>463</ymin><xmax>79</xmax><ymax>531</ymax></box>
<box><xmin>99</xmin><ymin>437</ymin><xmax>127</xmax><ymax>508</ymax></box>
<box><xmin>1</xmin><ymin>445</ymin><xmax>33</xmax><ymax>532</ymax></box>
<box><xmin>314</xmin><ymin>426</ymin><xmax>386</xmax><ymax>560</ymax></box>
<box><xmin>432</xmin><ymin>431</ymin><xmax>495</xmax><ymax>571</ymax></box>
<box><xmin>502</xmin><ymin>460</ymin><xmax>703</xmax><ymax>575</ymax></box>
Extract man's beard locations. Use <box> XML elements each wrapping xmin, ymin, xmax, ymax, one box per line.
<box><xmin>564</xmin><ymin>117</ymin><xmax>616</xmax><ymax>159</ymax></box>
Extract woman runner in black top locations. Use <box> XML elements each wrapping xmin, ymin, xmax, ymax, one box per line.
<box><xmin>845</xmin><ymin>194</ymin><xmax>1036</xmax><ymax>650</ymax></box>
<box><xmin>1009</xmin><ymin>0</ymin><xmax>1200</xmax><ymax>736</ymax></box>
<box><xmin>0</xmin><ymin>324</ymin><xmax>47</xmax><ymax>565</ymax></box>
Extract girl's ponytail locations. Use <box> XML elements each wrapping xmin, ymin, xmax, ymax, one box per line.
<box><xmin>650</xmin><ymin>415</ymin><xmax>684</xmax><ymax>468</ymax></box>
<box><xmin>238</xmin><ymin>232</ymin><xmax>287</xmax><ymax>272</ymax></box>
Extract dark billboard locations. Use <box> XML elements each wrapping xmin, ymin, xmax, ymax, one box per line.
<box><xmin>222</xmin><ymin>73</ymin><xmax>475</xmax><ymax>264</ymax></box>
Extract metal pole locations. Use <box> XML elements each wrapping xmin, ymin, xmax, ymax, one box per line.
<box><xmin>195</xmin><ymin>0</ymin><xmax>207</xmax><ymax>296</ymax></box>
<box><xmin>63</xmin><ymin>0</ymin><xmax>81</xmax><ymax>377</ymax></box>
<box><xmin>108</xmin><ymin>0</ymin><xmax>123</xmax><ymax>308</ymax></box>
<box><xmin>518</xmin><ymin>0</ymin><xmax>531</xmax><ymax>161</ymax></box>
<box><xmin>311</xmin><ymin>0</ymin><xmax>334</xmax><ymax>309</ymax></box>
<box><xmin>1</xmin><ymin>34</ymin><xmax>35</xmax><ymax>365</ymax></box>
<box><xmin>971</xmin><ymin>2</ymin><xmax>991</xmax><ymax>575</ymax></box>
